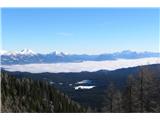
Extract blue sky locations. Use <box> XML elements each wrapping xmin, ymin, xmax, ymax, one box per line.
<box><xmin>1</xmin><ymin>8</ymin><xmax>159</xmax><ymax>54</ymax></box>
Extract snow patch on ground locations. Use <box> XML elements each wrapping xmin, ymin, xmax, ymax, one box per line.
<box><xmin>76</xmin><ymin>80</ymin><xmax>92</xmax><ymax>84</ymax></box>
<box><xmin>50</xmin><ymin>81</ymin><xmax>54</xmax><ymax>84</ymax></box>
<box><xmin>74</xmin><ymin>86</ymin><xmax>95</xmax><ymax>90</ymax></box>
<box><xmin>59</xmin><ymin>82</ymin><xmax>63</xmax><ymax>85</ymax></box>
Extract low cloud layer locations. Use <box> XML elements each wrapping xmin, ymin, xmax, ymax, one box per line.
<box><xmin>2</xmin><ymin>57</ymin><xmax>160</xmax><ymax>73</ymax></box>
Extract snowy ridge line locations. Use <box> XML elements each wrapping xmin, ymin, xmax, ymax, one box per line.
<box><xmin>1</xmin><ymin>49</ymin><xmax>160</xmax><ymax>65</ymax></box>
<box><xmin>0</xmin><ymin>49</ymin><xmax>36</xmax><ymax>55</ymax></box>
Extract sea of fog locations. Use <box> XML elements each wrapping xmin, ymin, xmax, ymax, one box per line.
<box><xmin>2</xmin><ymin>57</ymin><xmax>160</xmax><ymax>73</ymax></box>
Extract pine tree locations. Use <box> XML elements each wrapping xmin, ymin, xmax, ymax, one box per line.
<box><xmin>1</xmin><ymin>71</ymin><xmax>87</xmax><ymax>113</ymax></box>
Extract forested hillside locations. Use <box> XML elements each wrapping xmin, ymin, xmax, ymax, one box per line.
<box><xmin>1</xmin><ymin>72</ymin><xmax>88</xmax><ymax>112</ymax></box>
<box><xmin>102</xmin><ymin>66</ymin><xmax>160</xmax><ymax>112</ymax></box>
<box><xmin>5</xmin><ymin>64</ymin><xmax>160</xmax><ymax>111</ymax></box>
<box><xmin>1</xmin><ymin>64</ymin><xmax>160</xmax><ymax>113</ymax></box>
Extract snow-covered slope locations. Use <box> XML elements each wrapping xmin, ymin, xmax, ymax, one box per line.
<box><xmin>0</xmin><ymin>50</ymin><xmax>8</xmax><ymax>55</ymax></box>
<box><xmin>19</xmin><ymin>49</ymin><xmax>36</xmax><ymax>55</ymax></box>
<box><xmin>0</xmin><ymin>49</ymin><xmax>36</xmax><ymax>56</ymax></box>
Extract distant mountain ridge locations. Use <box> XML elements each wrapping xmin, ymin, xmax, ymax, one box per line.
<box><xmin>1</xmin><ymin>49</ymin><xmax>159</xmax><ymax>65</ymax></box>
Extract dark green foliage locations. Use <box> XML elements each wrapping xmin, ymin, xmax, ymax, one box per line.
<box><xmin>1</xmin><ymin>64</ymin><xmax>160</xmax><ymax>113</ymax></box>
<box><xmin>1</xmin><ymin>72</ymin><xmax>87</xmax><ymax>113</ymax></box>
<box><xmin>5</xmin><ymin>64</ymin><xmax>160</xmax><ymax>110</ymax></box>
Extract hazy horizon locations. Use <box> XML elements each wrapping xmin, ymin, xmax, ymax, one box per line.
<box><xmin>0</xmin><ymin>48</ymin><xmax>160</xmax><ymax>55</ymax></box>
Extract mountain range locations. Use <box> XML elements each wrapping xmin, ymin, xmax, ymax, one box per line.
<box><xmin>1</xmin><ymin>49</ymin><xmax>159</xmax><ymax>65</ymax></box>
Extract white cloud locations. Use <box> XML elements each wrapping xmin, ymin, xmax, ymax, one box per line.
<box><xmin>2</xmin><ymin>57</ymin><xmax>160</xmax><ymax>73</ymax></box>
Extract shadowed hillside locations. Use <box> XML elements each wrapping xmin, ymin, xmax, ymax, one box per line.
<box><xmin>1</xmin><ymin>71</ymin><xmax>88</xmax><ymax>113</ymax></box>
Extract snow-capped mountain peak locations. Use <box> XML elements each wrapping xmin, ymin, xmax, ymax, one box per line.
<box><xmin>0</xmin><ymin>50</ymin><xmax>8</xmax><ymax>55</ymax></box>
<box><xmin>1</xmin><ymin>49</ymin><xmax>159</xmax><ymax>65</ymax></box>
<box><xmin>19</xmin><ymin>49</ymin><xmax>36</xmax><ymax>55</ymax></box>
<box><xmin>56</xmin><ymin>52</ymin><xmax>66</xmax><ymax>56</ymax></box>
<box><xmin>0</xmin><ymin>49</ymin><xmax>36</xmax><ymax>56</ymax></box>
<box><xmin>0</xmin><ymin>50</ymin><xmax>18</xmax><ymax>56</ymax></box>
<box><xmin>50</xmin><ymin>51</ymin><xmax>65</xmax><ymax>56</ymax></box>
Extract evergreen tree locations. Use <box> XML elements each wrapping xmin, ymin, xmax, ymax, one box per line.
<box><xmin>1</xmin><ymin>71</ymin><xmax>87</xmax><ymax>113</ymax></box>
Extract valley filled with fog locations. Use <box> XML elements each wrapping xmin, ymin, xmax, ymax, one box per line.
<box><xmin>2</xmin><ymin>57</ymin><xmax>160</xmax><ymax>73</ymax></box>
